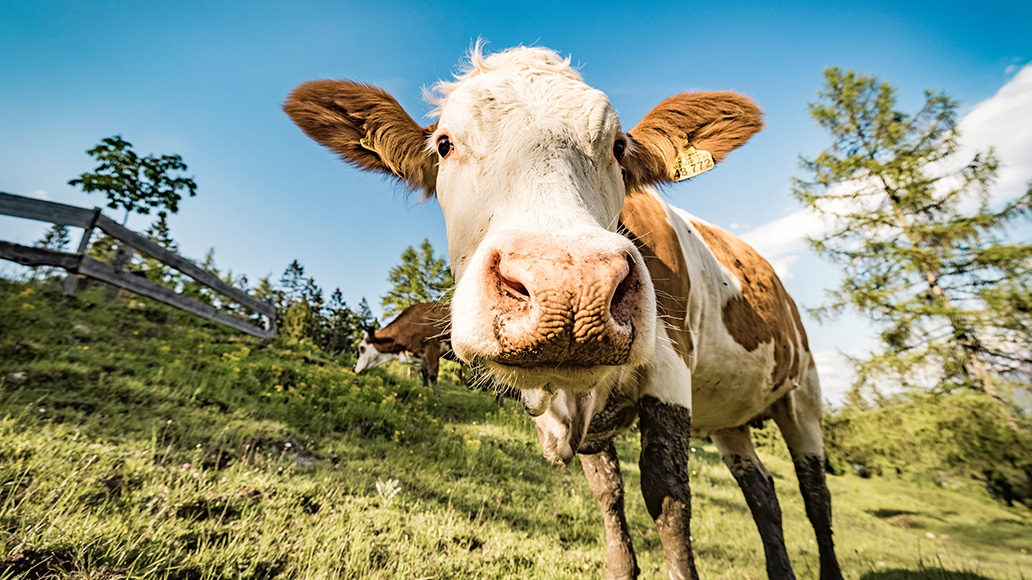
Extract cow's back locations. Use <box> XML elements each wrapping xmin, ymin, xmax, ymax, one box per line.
<box><xmin>377</xmin><ymin>302</ymin><xmax>451</xmax><ymax>351</ymax></box>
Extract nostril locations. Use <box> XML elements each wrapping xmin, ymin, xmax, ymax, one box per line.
<box><xmin>495</xmin><ymin>255</ymin><xmax>531</xmax><ymax>300</ymax></box>
<box><xmin>610</xmin><ymin>254</ymin><xmax>636</xmax><ymax>324</ymax></box>
<box><xmin>500</xmin><ymin>270</ymin><xmax>530</xmax><ymax>299</ymax></box>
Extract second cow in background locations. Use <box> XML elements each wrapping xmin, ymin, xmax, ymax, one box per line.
<box><xmin>354</xmin><ymin>302</ymin><xmax>451</xmax><ymax>397</ymax></box>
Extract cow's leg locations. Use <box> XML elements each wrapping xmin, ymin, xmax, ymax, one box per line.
<box><xmin>581</xmin><ymin>440</ymin><xmax>639</xmax><ymax>580</ymax></box>
<box><xmin>638</xmin><ymin>395</ymin><xmax>698</xmax><ymax>580</ymax></box>
<box><xmin>424</xmin><ymin>343</ymin><xmax>442</xmax><ymax>397</ymax></box>
<box><xmin>712</xmin><ymin>426</ymin><xmax>795</xmax><ymax>580</ymax></box>
<box><xmin>771</xmin><ymin>393</ymin><xmax>843</xmax><ymax>580</ymax></box>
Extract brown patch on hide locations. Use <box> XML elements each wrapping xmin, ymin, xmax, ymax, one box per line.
<box><xmin>619</xmin><ymin>192</ymin><xmax>693</xmax><ymax>366</ymax></box>
<box><xmin>367</xmin><ymin>302</ymin><xmax>450</xmax><ymax>356</ymax></box>
<box><xmin>690</xmin><ymin>220</ymin><xmax>808</xmax><ymax>389</ymax></box>
<box><xmin>284</xmin><ymin>80</ymin><xmax>438</xmax><ymax>196</ymax></box>
<box><xmin>622</xmin><ymin>91</ymin><xmax>763</xmax><ymax>190</ymax></box>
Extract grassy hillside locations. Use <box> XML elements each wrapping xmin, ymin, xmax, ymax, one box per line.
<box><xmin>1</xmin><ymin>278</ymin><xmax>1030</xmax><ymax>579</ymax></box>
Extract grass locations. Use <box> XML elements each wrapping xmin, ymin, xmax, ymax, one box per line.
<box><xmin>0</xmin><ymin>278</ymin><xmax>1030</xmax><ymax>579</ymax></box>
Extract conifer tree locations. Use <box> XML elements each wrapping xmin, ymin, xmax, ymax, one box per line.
<box><xmin>180</xmin><ymin>248</ymin><xmax>219</xmax><ymax>305</ymax></box>
<box><xmin>381</xmin><ymin>239</ymin><xmax>453</xmax><ymax>317</ymax></box>
<box><xmin>324</xmin><ymin>288</ymin><xmax>363</xmax><ymax>355</ymax></box>
<box><xmin>794</xmin><ymin>67</ymin><xmax>1032</xmax><ymax>406</ymax></box>
<box><xmin>33</xmin><ymin>225</ymin><xmax>71</xmax><ymax>279</ymax></box>
<box><xmin>279</xmin><ymin>260</ymin><xmax>307</xmax><ymax>306</ymax></box>
<box><xmin>35</xmin><ymin>225</ymin><xmax>71</xmax><ymax>251</ymax></box>
<box><xmin>144</xmin><ymin>214</ymin><xmax>178</xmax><ymax>251</ymax></box>
<box><xmin>251</xmin><ymin>275</ymin><xmax>276</xmax><ymax>327</ymax></box>
<box><xmin>141</xmin><ymin>214</ymin><xmax>179</xmax><ymax>287</ymax></box>
<box><xmin>357</xmin><ymin>297</ymin><xmax>376</xmax><ymax>329</ymax></box>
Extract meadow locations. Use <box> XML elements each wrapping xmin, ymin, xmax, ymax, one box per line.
<box><xmin>1</xmin><ymin>278</ymin><xmax>1029</xmax><ymax>579</ymax></box>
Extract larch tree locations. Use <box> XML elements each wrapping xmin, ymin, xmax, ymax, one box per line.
<box><xmin>381</xmin><ymin>239</ymin><xmax>453</xmax><ymax>317</ymax></box>
<box><xmin>794</xmin><ymin>67</ymin><xmax>1032</xmax><ymax>408</ymax></box>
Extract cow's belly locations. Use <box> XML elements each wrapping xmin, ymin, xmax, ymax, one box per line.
<box><xmin>398</xmin><ymin>351</ymin><xmax>427</xmax><ymax>367</ymax></box>
<box><xmin>688</xmin><ymin>340</ymin><xmax>795</xmax><ymax>436</ymax></box>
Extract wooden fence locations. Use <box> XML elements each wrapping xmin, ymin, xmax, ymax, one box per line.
<box><xmin>0</xmin><ymin>191</ymin><xmax>276</xmax><ymax>339</ymax></box>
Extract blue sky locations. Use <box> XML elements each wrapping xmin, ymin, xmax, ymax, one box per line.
<box><xmin>2</xmin><ymin>0</ymin><xmax>1030</xmax><ymax>401</ymax></box>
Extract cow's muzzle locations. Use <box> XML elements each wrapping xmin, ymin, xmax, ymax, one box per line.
<box><xmin>486</xmin><ymin>243</ymin><xmax>644</xmax><ymax>367</ymax></box>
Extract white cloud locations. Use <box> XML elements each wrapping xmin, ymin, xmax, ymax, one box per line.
<box><xmin>765</xmin><ymin>253</ymin><xmax>799</xmax><ymax>281</ymax></box>
<box><xmin>740</xmin><ymin>208</ymin><xmax>826</xmax><ymax>279</ymax></box>
<box><xmin>957</xmin><ymin>63</ymin><xmax>1032</xmax><ymax>205</ymax></box>
<box><xmin>30</xmin><ymin>189</ymin><xmax>49</xmax><ymax>200</ymax></box>
<box><xmin>812</xmin><ymin>349</ymin><xmax>854</xmax><ymax>407</ymax></box>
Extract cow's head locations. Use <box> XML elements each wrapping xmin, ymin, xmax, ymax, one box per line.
<box><xmin>354</xmin><ymin>327</ymin><xmax>396</xmax><ymax>374</ymax></box>
<box><xmin>287</xmin><ymin>46</ymin><xmax>762</xmax><ymax>416</ymax></box>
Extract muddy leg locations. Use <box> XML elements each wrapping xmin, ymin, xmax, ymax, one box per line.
<box><xmin>424</xmin><ymin>344</ymin><xmax>442</xmax><ymax>398</ymax></box>
<box><xmin>771</xmin><ymin>397</ymin><xmax>843</xmax><ymax>580</ymax></box>
<box><xmin>581</xmin><ymin>440</ymin><xmax>639</xmax><ymax>580</ymax></box>
<box><xmin>638</xmin><ymin>396</ymin><xmax>698</xmax><ymax>580</ymax></box>
<box><xmin>713</xmin><ymin>426</ymin><xmax>795</xmax><ymax>580</ymax></box>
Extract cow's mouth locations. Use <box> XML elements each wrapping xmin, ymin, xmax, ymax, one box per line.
<box><xmin>482</xmin><ymin>361</ymin><xmax>622</xmax><ymax>399</ymax></box>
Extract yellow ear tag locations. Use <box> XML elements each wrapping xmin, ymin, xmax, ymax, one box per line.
<box><xmin>359</xmin><ymin>137</ymin><xmax>377</xmax><ymax>154</ymax></box>
<box><xmin>671</xmin><ymin>141</ymin><xmax>714</xmax><ymax>182</ymax></box>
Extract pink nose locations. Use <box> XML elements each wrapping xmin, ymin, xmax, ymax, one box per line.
<box><xmin>487</xmin><ymin>243</ymin><xmax>644</xmax><ymax>367</ymax></box>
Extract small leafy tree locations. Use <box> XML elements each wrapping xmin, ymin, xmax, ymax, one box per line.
<box><xmin>281</xmin><ymin>299</ymin><xmax>319</xmax><ymax>346</ymax></box>
<box><xmin>68</xmin><ymin>135</ymin><xmax>197</xmax><ymax>225</ymax></box>
<box><xmin>794</xmin><ymin>67</ymin><xmax>1032</xmax><ymax>408</ymax></box>
<box><xmin>381</xmin><ymin>239</ymin><xmax>453</xmax><ymax>317</ymax></box>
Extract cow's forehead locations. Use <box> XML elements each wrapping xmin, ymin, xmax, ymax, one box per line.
<box><xmin>432</xmin><ymin>48</ymin><xmax>622</xmax><ymax>152</ymax></box>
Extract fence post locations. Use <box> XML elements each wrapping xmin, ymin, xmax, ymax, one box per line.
<box><xmin>62</xmin><ymin>208</ymin><xmax>102</xmax><ymax>295</ymax></box>
<box><xmin>264</xmin><ymin>300</ymin><xmax>278</xmax><ymax>338</ymax></box>
<box><xmin>104</xmin><ymin>243</ymin><xmax>135</xmax><ymax>300</ymax></box>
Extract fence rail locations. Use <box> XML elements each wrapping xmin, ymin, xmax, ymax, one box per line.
<box><xmin>0</xmin><ymin>191</ymin><xmax>276</xmax><ymax>339</ymax></box>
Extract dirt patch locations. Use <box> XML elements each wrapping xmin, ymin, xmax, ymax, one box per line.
<box><xmin>2</xmin><ymin>547</ymin><xmax>126</xmax><ymax>579</ymax></box>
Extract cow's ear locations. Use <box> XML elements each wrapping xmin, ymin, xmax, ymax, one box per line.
<box><xmin>363</xmin><ymin>325</ymin><xmax>380</xmax><ymax>341</ymax></box>
<box><xmin>622</xmin><ymin>91</ymin><xmax>763</xmax><ymax>190</ymax></box>
<box><xmin>285</xmin><ymin>80</ymin><xmax>438</xmax><ymax>197</ymax></box>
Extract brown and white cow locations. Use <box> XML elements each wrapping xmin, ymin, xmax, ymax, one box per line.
<box><xmin>354</xmin><ymin>302</ymin><xmax>451</xmax><ymax>397</ymax></box>
<box><xmin>286</xmin><ymin>46</ymin><xmax>842</xmax><ymax>580</ymax></box>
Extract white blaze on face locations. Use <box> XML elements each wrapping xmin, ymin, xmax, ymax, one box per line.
<box><xmin>354</xmin><ymin>337</ymin><xmax>396</xmax><ymax>374</ymax></box>
<box><xmin>430</xmin><ymin>48</ymin><xmax>656</xmax><ymax>393</ymax></box>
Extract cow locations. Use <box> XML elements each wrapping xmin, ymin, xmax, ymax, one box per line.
<box><xmin>357</xmin><ymin>302</ymin><xmax>512</xmax><ymax>403</ymax></box>
<box><xmin>355</xmin><ymin>302</ymin><xmax>451</xmax><ymax>397</ymax></box>
<box><xmin>286</xmin><ymin>45</ymin><xmax>843</xmax><ymax>580</ymax></box>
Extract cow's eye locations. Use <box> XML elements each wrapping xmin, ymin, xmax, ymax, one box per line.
<box><xmin>613</xmin><ymin>138</ymin><xmax>626</xmax><ymax>162</ymax></box>
<box><xmin>359</xmin><ymin>346</ymin><xmax>365</xmax><ymax>354</ymax></box>
<box><xmin>437</xmin><ymin>135</ymin><xmax>453</xmax><ymax>158</ymax></box>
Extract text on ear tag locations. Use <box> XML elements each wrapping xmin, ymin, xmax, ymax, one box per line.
<box><xmin>671</xmin><ymin>141</ymin><xmax>714</xmax><ymax>182</ymax></box>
